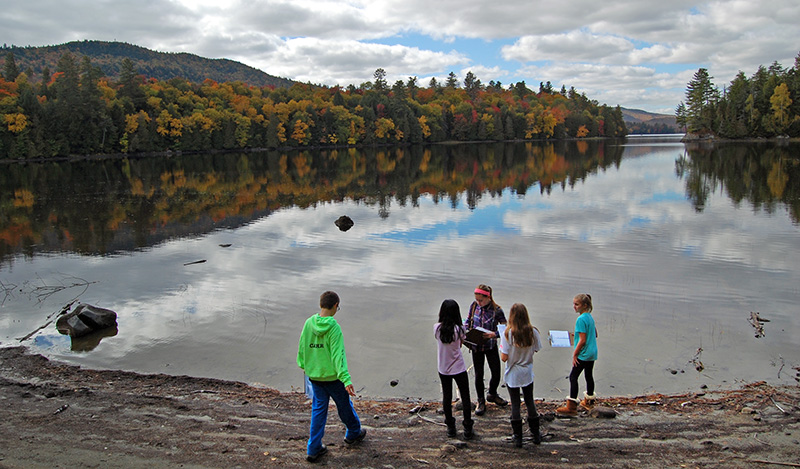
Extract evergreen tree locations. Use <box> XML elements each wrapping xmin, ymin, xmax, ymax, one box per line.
<box><xmin>3</xmin><ymin>51</ymin><xmax>19</xmax><ymax>81</ymax></box>
<box><xmin>406</xmin><ymin>76</ymin><xmax>418</xmax><ymax>100</ymax></box>
<box><xmin>445</xmin><ymin>71</ymin><xmax>459</xmax><ymax>89</ymax></box>
<box><xmin>463</xmin><ymin>71</ymin><xmax>481</xmax><ymax>100</ymax></box>
<box><xmin>684</xmin><ymin>68</ymin><xmax>719</xmax><ymax>133</ymax></box>
<box><xmin>373</xmin><ymin>68</ymin><xmax>388</xmax><ymax>93</ymax></box>
<box><xmin>118</xmin><ymin>58</ymin><xmax>146</xmax><ymax>111</ymax></box>
<box><xmin>675</xmin><ymin>102</ymin><xmax>688</xmax><ymax>131</ymax></box>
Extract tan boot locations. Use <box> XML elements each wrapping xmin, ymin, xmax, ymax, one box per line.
<box><xmin>555</xmin><ymin>397</ymin><xmax>579</xmax><ymax>417</ymax></box>
<box><xmin>579</xmin><ymin>392</ymin><xmax>597</xmax><ymax>410</ymax></box>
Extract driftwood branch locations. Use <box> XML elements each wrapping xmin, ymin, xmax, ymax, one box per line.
<box><xmin>750</xmin><ymin>460</ymin><xmax>800</xmax><ymax>468</ymax></box>
<box><xmin>17</xmin><ymin>300</ymin><xmax>77</xmax><ymax>342</ymax></box>
<box><xmin>415</xmin><ymin>413</ymin><xmax>445</xmax><ymax>427</ymax></box>
<box><xmin>769</xmin><ymin>396</ymin><xmax>787</xmax><ymax>414</ymax></box>
<box><xmin>8</xmin><ymin>273</ymin><xmax>96</xmax><ymax>343</ymax></box>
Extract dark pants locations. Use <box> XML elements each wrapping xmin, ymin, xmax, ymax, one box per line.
<box><xmin>569</xmin><ymin>359</ymin><xmax>595</xmax><ymax>399</ymax></box>
<box><xmin>471</xmin><ymin>347</ymin><xmax>501</xmax><ymax>400</ymax></box>
<box><xmin>508</xmin><ymin>382</ymin><xmax>537</xmax><ymax>421</ymax></box>
<box><xmin>438</xmin><ymin>371</ymin><xmax>472</xmax><ymax>422</ymax></box>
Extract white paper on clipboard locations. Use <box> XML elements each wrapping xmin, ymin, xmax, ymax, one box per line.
<box><xmin>497</xmin><ymin>324</ymin><xmax>507</xmax><ymax>352</ymax></box>
<box><xmin>549</xmin><ymin>330</ymin><xmax>572</xmax><ymax>347</ymax></box>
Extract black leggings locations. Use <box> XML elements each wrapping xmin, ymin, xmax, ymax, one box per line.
<box><xmin>569</xmin><ymin>359</ymin><xmax>595</xmax><ymax>399</ymax></box>
<box><xmin>439</xmin><ymin>371</ymin><xmax>472</xmax><ymax>422</ymax></box>
<box><xmin>471</xmin><ymin>347</ymin><xmax>501</xmax><ymax>400</ymax></box>
<box><xmin>508</xmin><ymin>382</ymin><xmax>537</xmax><ymax>421</ymax></box>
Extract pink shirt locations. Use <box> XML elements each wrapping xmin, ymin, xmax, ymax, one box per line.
<box><xmin>434</xmin><ymin>323</ymin><xmax>468</xmax><ymax>375</ymax></box>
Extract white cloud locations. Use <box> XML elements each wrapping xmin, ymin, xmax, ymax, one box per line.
<box><xmin>502</xmin><ymin>31</ymin><xmax>634</xmax><ymax>63</ymax></box>
<box><xmin>1</xmin><ymin>0</ymin><xmax>798</xmax><ymax>113</ymax></box>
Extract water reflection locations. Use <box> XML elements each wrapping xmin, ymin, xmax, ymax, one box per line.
<box><xmin>677</xmin><ymin>142</ymin><xmax>800</xmax><ymax>222</ymax></box>
<box><xmin>1</xmin><ymin>138</ymin><xmax>798</xmax><ymax>400</ymax></box>
<box><xmin>1</xmin><ymin>141</ymin><xmax>623</xmax><ymax>262</ymax></box>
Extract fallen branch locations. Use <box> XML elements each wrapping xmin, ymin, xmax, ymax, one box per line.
<box><xmin>769</xmin><ymin>397</ymin><xmax>787</xmax><ymax>414</ymax></box>
<box><xmin>750</xmin><ymin>459</ymin><xmax>800</xmax><ymax>467</ymax></box>
<box><xmin>17</xmin><ymin>300</ymin><xmax>77</xmax><ymax>342</ymax></box>
<box><xmin>415</xmin><ymin>413</ymin><xmax>445</xmax><ymax>427</ymax></box>
<box><xmin>753</xmin><ymin>432</ymin><xmax>769</xmax><ymax>445</ymax></box>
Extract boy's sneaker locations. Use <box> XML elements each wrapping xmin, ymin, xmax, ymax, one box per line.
<box><xmin>306</xmin><ymin>444</ymin><xmax>327</xmax><ymax>463</ymax></box>
<box><xmin>486</xmin><ymin>394</ymin><xmax>508</xmax><ymax>406</ymax></box>
<box><xmin>344</xmin><ymin>429</ymin><xmax>367</xmax><ymax>445</ymax></box>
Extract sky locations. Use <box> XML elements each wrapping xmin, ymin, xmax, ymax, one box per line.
<box><xmin>2</xmin><ymin>0</ymin><xmax>799</xmax><ymax>114</ymax></box>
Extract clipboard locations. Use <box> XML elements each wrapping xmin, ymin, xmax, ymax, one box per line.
<box><xmin>549</xmin><ymin>330</ymin><xmax>572</xmax><ymax>347</ymax></box>
<box><xmin>465</xmin><ymin>326</ymin><xmax>492</xmax><ymax>347</ymax></box>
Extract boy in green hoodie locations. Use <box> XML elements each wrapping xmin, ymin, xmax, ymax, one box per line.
<box><xmin>297</xmin><ymin>291</ymin><xmax>366</xmax><ymax>462</ymax></box>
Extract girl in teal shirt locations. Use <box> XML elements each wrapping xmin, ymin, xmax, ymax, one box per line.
<box><xmin>556</xmin><ymin>293</ymin><xmax>597</xmax><ymax>416</ymax></box>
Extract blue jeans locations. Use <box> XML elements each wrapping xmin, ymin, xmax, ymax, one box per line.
<box><xmin>308</xmin><ymin>379</ymin><xmax>362</xmax><ymax>456</ymax></box>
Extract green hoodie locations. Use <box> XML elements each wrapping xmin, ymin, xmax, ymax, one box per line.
<box><xmin>297</xmin><ymin>314</ymin><xmax>352</xmax><ymax>386</ymax></box>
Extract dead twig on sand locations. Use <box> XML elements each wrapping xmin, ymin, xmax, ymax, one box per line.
<box><xmin>749</xmin><ymin>460</ymin><xmax>800</xmax><ymax>468</ymax></box>
<box><xmin>415</xmin><ymin>413</ymin><xmax>445</xmax><ymax>427</ymax></box>
<box><xmin>769</xmin><ymin>396</ymin><xmax>787</xmax><ymax>414</ymax></box>
<box><xmin>753</xmin><ymin>433</ymin><xmax>769</xmax><ymax>445</ymax></box>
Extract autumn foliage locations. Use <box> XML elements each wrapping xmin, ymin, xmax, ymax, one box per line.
<box><xmin>0</xmin><ymin>51</ymin><xmax>627</xmax><ymax>159</ymax></box>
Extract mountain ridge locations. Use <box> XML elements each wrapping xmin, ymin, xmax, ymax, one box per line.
<box><xmin>3</xmin><ymin>40</ymin><xmax>294</xmax><ymax>88</ymax></box>
<box><xmin>620</xmin><ymin>107</ymin><xmax>680</xmax><ymax>133</ymax></box>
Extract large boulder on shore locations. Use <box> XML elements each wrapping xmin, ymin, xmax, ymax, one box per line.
<box><xmin>56</xmin><ymin>304</ymin><xmax>118</xmax><ymax>338</ymax></box>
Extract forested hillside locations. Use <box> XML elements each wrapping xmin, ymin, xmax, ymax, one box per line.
<box><xmin>3</xmin><ymin>41</ymin><xmax>294</xmax><ymax>88</ymax></box>
<box><xmin>0</xmin><ymin>47</ymin><xmax>627</xmax><ymax>159</ymax></box>
<box><xmin>676</xmin><ymin>53</ymin><xmax>800</xmax><ymax>138</ymax></box>
<box><xmin>621</xmin><ymin>108</ymin><xmax>680</xmax><ymax>134</ymax></box>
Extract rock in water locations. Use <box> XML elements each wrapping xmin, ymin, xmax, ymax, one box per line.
<box><xmin>56</xmin><ymin>304</ymin><xmax>118</xmax><ymax>338</ymax></box>
<box><xmin>335</xmin><ymin>215</ymin><xmax>354</xmax><ymax>231</ymax></box>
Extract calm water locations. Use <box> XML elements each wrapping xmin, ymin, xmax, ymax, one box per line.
<box><xmin>1</xmin><ymin>137</ymin><xmax>798</xmax><ymax>400</ymax></box>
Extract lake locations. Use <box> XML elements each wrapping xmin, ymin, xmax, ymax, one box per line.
<box><xmin>1</xmin><ymin>136</ymin><xmax>798</xmax><ymax>400</ymax></box>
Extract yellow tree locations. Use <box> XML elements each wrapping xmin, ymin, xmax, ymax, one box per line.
<box><xmin>770</xmin><ymin>83</ymin><xmax>793</xmax><ymax>133</ymax></box>
<box><xmin>374</xmin><ymin>117</ymin><xmax>396</xmax><ymax>140</ymax></box>
<box><xmin>418</xmin><ymin>115</ymin><xmax>431</xmax><ymax>139</ymax></box>
<box><xmin>156</xmin><ymin>110</ymin><xmax>183</xmax><ymax>138</ymax></box>
<box><xmin>291</xmin><ymin>119</ymin><xmax>311</xmax><ymax>145</ymax></box>
<box><xmin>4</xmin><ymin>112</ymin><xmax>27</xmax><ymax>133</ymax></box>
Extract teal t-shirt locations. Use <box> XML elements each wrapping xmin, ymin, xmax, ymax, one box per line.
<box><xmin>574</xmin><ymin>312</ymin><xmax>597</xmax><ymax>361</ymax></box>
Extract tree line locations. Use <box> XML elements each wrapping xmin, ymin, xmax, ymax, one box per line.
<box><xmin>1</xmin><ymin>51</ymin><xmax>627</xmax><ymax>159</ymax></box>
<box><xmin>676</xmin><ymin>52</ymin><xmax>800</xmax><ymax>138</ymax></box>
